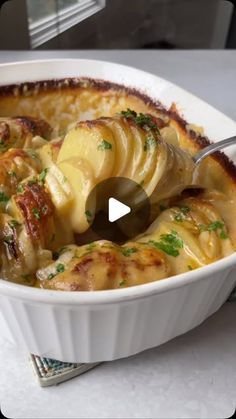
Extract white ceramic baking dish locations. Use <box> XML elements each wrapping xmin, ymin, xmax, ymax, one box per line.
<box><xmin>0</xmin><ymin>59</ymin><xmax>236</xmax><ymax>363</ymax></box>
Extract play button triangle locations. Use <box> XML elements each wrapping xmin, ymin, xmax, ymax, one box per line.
<box><xmin>108</xmin><ymin>197</ymin><xmax>131</xmax><ymax>222</ymax></box>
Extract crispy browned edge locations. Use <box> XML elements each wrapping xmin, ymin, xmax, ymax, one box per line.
<box><xmin>0</xmin><ymin>76</ymin><xmax>236</xmax><ymax>182</ymax></box>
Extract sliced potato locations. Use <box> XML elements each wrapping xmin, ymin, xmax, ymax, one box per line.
<box><xmin>57</xmin><ymin>121</ymin><xmax>116</xmax><ymax>181</ymax></box>
<box><xmin>38</xmin><ymin>143</ymin><xmax>56</xmax><ymax>168</ymax></box>
<box><xmin>148</xmin><ymin>142</ymin><xmax>195</xmax><ymax>203</ymax></box>
<box><xmin>160</xmin><ymin>126</ymin><xmax>179</xmax><ymax>147</ymax></box>
<box><xmin>58</xmin><ymin>158</ymin><xmax>96</xmax><ymax>233</ymax></box>
<box><xmin>104</xmin><ymin>117</ymin><xmax>134</xmax><ymax>177</ymax></box>
<box><xmin>45</xmin><ymin>164</ymin><xmax>73</xmax><ymax>214</ymax></box>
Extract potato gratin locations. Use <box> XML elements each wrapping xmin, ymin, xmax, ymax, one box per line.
<box><xmin>0</xmin><ymin>78</ymin><xmax>235</xmax><ymax>291</ymax></box>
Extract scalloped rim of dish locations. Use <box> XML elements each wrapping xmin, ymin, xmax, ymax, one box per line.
<box><xmin>0</xmin><ymin>58</ymin><xmax>235</xmax><ymax>304</ymax></box>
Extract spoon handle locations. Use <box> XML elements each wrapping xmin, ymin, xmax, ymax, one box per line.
<box><xmin>193</xmin><ymin>135</ymin><xmax>236</xmax><ymax>165</ymax></box>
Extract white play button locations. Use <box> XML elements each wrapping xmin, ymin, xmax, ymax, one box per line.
<box><xmin>108</xmin><ymin>197</ymin><xmax>131</xmax><ymax>222</ymax></box>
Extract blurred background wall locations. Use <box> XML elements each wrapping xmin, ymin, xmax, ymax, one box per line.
<box><xmin>0</xmin><ymin>0</ymin><xmax>235</xmax><ymax>50</ymax></box>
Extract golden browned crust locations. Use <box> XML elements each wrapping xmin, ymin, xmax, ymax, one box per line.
<box><xmin>12</xmin><ymin>116</ymin><xmax>52</xmax><ymax>139</ymax></box>
<box><xmin>15</xmin><ymin>183</ymin><xmax>54</xmax><ymax>242</ymax></box>
<box><xmin>0</xmin><ymin>77</ymin><xmax>235</xmax><ymax>183</ymax></box>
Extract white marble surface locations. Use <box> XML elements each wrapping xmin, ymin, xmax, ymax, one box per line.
<box><xmin>0</xmin><ymin>50</ymin><xmax>236</xmax><ymax>419</ymax></box>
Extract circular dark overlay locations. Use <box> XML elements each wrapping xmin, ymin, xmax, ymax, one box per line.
<box><xmin>76</xmin><ymin>177</ymin><xmax>151</xmax><ymax>245</ymax></box>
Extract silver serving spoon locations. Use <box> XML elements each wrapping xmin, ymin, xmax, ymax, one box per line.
<box><xmin>193</xmin><ymin>135</ymin><xmax>236</xmax><ymax>165</ymax></box>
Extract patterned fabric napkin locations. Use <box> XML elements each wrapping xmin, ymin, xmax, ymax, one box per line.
<box><xmin>30</xmin><ymin>354</ymin><xmax>100</xmax><ymax>387</ymax></box>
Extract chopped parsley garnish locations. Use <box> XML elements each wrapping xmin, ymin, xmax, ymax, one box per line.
<box><xmin>42</xmin><ymin>205</ymin><xmax>48</xmax><ymax>215</ymax></box>
<box><xmin>47</xmin><ymin>264</ymin><xmax>65</xmax><ymax>279</ymax></box>
<box><xmin>0</xmin><ymin>191</ymin><xmax>9</xmax><ymax>203</ymax></box>
<box><xmin>0</xmin><ymin>140</ymin><xmax>7</xmax><ymax>152</ymax></box>
<box><xmin>180</xmin><ymin>205</ymin><xmax>190</xmax><ymax>215</ymax></box>
<box><xmin>27</xmin><ymin>178</ymin><xmax>37</xmax><ymax>186</ymax></box>
<box><xmin>53</xmin><ymin>246</ymin><xmax>68</xmax><ymax>260</ymax></box>
<box><xmin>207</xmin><ymin>221</ymin><xmax>225</xmax><ymax>231</ymax></box>
<box><xmin>97</xmin><ymin>139</ymin><xmax>112</xmax><ymax>150</ymax></box>
<box><xmin>144</xmin><ymin>136</ymin><xmax>157</xmax><ymax>151</ymax></box>
<box><xmin>17</xmin><ymin>184</ymin><xmax>25</xmax><ymax>193</ymax></box>
<box><xmin>62</xmin><ymin>176</ymin><xmax>67</xmax><ymax>183</ymax></box>
<box><xmin>86</xmin><ymin>242</ymin><xmax>96</xmax><ymax>251</ymax></box>
<box><xmin>38</xmin><ymin>168</ymin><xmax>48</xmax><ymax>184</ymax></box>
<box><xmin>85</xmin><ymin>210</ymin><xmax>92</xmax><ymax>222</ymax></box>
<box><xmin>174</xmin><ymin>206</ymin><xmax>190</xmax><ymax>222</ymax></box>
<box><xmin>149</xmin><ymin>230</ymin><xmax>183</xmax><ymax>257</ymax></box>
<box><xmin>120</xmin><ymin>109</ymin><xmax>160</xmax><ymax>134</ymax></box>
<box><xmin>120</xmin><ymin>109</ymin><xmax>137</xmax><ymax>118</ymax></box>
<box><xmin>174</xmin><ymin>213</ymin><xmax>184</xmax><ymax>222</ymax></box>
<box><xmin>8</xmin><ymin>219</ymin><xmax>21</xmax><ymax>229</ymax></box>
<box><xmin>3</xmin><ymin>234</ymin><xmax>14</xmax><ymax>244</ymax></box>
<box><xmin>119</xmin><ymin>279</ymin><xmax>127</xmax><ymax>287</ymax></box>
<box><xmin>32</xmin><ymin>208</ymin><xmax>40</xmax><ymax>220</ymax></box>
<box><xmin>121</xmin><ymin>247</ymin><xmax>137</xmax><ymax>257</ymax></box>
<box><xmin>27</xmin><ymin>149</ymin><xmax>39</xmax><ymax>160</ymax></box>
<box><xmin>9</xmin><ymin>171</ymin><xmax>17</xmax><ymax>178</ymax></box>
<box><xmin>199</xmin><ymin>220</ymin><xmax>228</xmax><ymax>239</ymax></box>
<box><xmin>219</xmin><ymin>230</ymin><xmax>228</xmax><ymax>239</ymax></box>
<box><xmin>58</xmin><ymin>246</ymin><xmax>68</xmax><ymax>255</ymax></box>
<box><xmin>56</xmin><ymin>263</ymin><xmax>65</xmax><ymax>273</ymax></box>
<box><xmin>187</xmin><ymin>265</ymin><xmax>193</xmax><ymax>271</ymax></box>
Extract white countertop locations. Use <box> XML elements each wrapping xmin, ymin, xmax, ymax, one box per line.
<box><xmin>0</xmin><ymin>50</ymin><xmax>236</xmax><ymax>419</ymax></box>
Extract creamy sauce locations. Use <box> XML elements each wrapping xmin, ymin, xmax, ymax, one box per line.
<box><xmin>0</xmin><ymin>79</ymin><xmax>235</xmax><ymax>290</ymax></box>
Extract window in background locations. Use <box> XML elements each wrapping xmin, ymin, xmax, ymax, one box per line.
<box><xmin>27</xmin><ymin>0</ymin><xmax>105</xmax><ymax>48</ymax></box>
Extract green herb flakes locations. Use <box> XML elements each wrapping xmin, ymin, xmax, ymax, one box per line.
<box><xmin>85</xmin><ymin>210</ymin><xmax>92</xmax><ymax>222</ymax></box>
<box><xmin>8</xmin><ymin>219</ymin><xmax>21</xmax><ymax>229</ymax></box>
<box><xmin>144</xmin><ymin>136</ymin><xmax>157</xmax><ymax>151</ymax></box>
<box><xmin>47</xmin><ymin>273</ymin><xmax>55</xmax><ymax>280</ymax></box>
<box><xmin>17</xmin><ymin>184</ymin><xmax>24</xmax><ymax>194</ymax></box>
<box><xmin>120</xmin><ymin>108</ymin><xmax>137</xmax><ymax>118</ymax></box>
<box><xmin>148</xmin><ymin>230</ymin><xmax>183</xmax><ymax>257</ymax></box>
<box><xmin>121</xmin><ymin>247</ymin><xmax>137</xmax><ymax>257</ymax></box>
<box><xmin>41</xmin><ymin>205</ymin><xmax>48</xmax><ymax>215</ymax></box>
<box><xmin>0</xmin><ymin>140</ymin><xmax>7</xmax><ymax>152</ymax></box>
<box><xmin>39</xmin><ymin>168</ymin><xmax>48</xmax><ymax>184</ymax></box>
<box><xmin>199</xmin><ymin>220</ymin><xmax>228</xmax><ymax>239</ymax></box>
<box><xmin>28</xmin><ymin>178</ymin><xmax>38</xmax><ymax>187</ymax></box>
<box><xmin>0</xmin><ymin>191</ymin><xmax>9</xmax><ymax>203</ymax></box>
<box><xmin>27</xmin><ymin>149</ymin><xmax>39</xmax><ymax>160</ymax></box>
<box><xmin>53</xmin><ymin>246</ymin><xmax>68</xmax><ymax>260</ymax></box>
<box><xmin>174</xmin><ymin>213</ymin><xmax>184</xmax><ymax>222</ymax></box>
<box><xmin>119</xmin><ymin>279</ymin><xmax>127</xmax><ymax>287</ymax></box>
<box><xmin>220</xmin><ymin>230</ymin><xmax>228</xmax><ymax>239</ymax></box>
<box><xmin>56</xmin><ymin>263</ymin><xmax>65</xmax><ymax>273</ymax></box>
<box><xmin>174</xmin><ymin>206</ymin><xmax>190</xmax><ymax>222</ymax></box>
<box><xmin>3</xmin><ymin>234</ymin><xmax>14</xmax><ymax>245</ymax></box>
<box><xmin>86</xmin><ymin>242</ymin><xmax>96</xmax><ymax>251</ymax></box>
<box><xmin>97</xmin><ymin>139</ymin><xmax>112</xmax><ymax>150</ymax></box>
<box><xmin>120</xmin><ymin>109</ymin><xmax>160</xmax><ymax>134</ymax></box>
<box><xmin>9</xmin><ymin>171</ymin><xmax>17</xmax><ymax>178</ymax></box>
<box><xmin>32</xmin><ymin>208</ymin><xmax>40</xmax><ymax>220</ymax></box>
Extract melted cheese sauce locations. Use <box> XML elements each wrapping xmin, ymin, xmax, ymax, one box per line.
<box><xmin>0</xmin><ymin>79</ymin><xmax>235</xmax><ymax>290</ymax></box>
